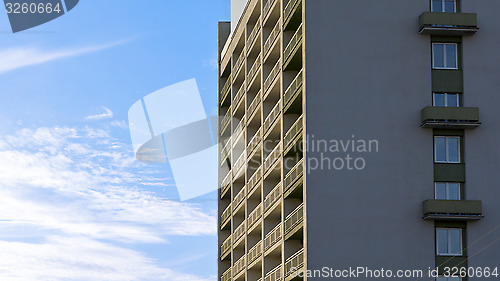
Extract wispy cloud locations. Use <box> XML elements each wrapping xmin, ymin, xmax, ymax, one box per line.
<box><xmin>0</xmin><ymin>41</ymin><xmax>127</xmax><ymax>75</ymax></box>
<box><xmin>85</xmin><ymin>107</ymin><xmax>114</xmax><ymax>120</ymax></box>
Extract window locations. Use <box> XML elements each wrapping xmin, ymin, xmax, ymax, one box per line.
<box><xmin>436</xmin><ymin>277</ymin><xmax>462</xmax><ymax>281</ymax></box>
<box><xmin>436</xmin><ymin>228</ymin><xmax>463</xmax><ymax>256</ymax></box>
<box><xmin>435</xmin><ymin>136</ymin><xmax>460</xmax><ymax>163</ymax></box>
<box><xmin>435</xmin><ymin>183</ymin><xmax>461</xmax><ymax>200</ymax></box>
<box><xmin>433</xmin><ymin>93</ymin><xmax>459</xmax><ymax>107</ymax></box>
<box><xmin>432</xmin><ymin>0</ymin><xmax>456</xmax><ymax>12</ymax></box>
<box><xmin>433</xmin><ymin>43</ymin><xmax>458</xmax><ymax>69</ymax></box>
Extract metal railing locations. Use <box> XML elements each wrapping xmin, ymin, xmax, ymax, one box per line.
<box><xmin>264</xmin><ymin>265</ymin><xmax>282</xmax><ymax>281</ymax></box>
<box><xmin>221</xmin><ymin>106</ymin><xmax>232</xmax><ymax>133</ymax></box>
<box><xmin>248</xmin><ymin>203</ymin><xmax>263</xmax><ymax>228</ymax></box>
<box><xmin>284</xmin><ymin>204</ymin><xmax>303</xmax><ymax>235</ymax></box>
<box><xmin>221</xmin><ymin>204</ymin><xmax>232</xmax><ymax>228</ymax></box>
<box><xmin>220</xmin><ymin>140</ymin><xmax>231</xmax><ymax>165</ymax></box>
<box><xmin>248</xmin><ymin>241</ymin><xmax>262</xmax><ymax>264</ymax></box>
<box><xmin>234</xmin><ymin>221</ymin><xmax>246</xmax><ymax>242</ymax></box>
<box><xmin>221</xmin><ymin>172</ymin><xmax>231</xmax><ymax>198</ymax></box>
<box><xmin>247</xmin><ymin>54</ymin><xmax>262</xmax><ymax>86</ymax></box>
<box><xmin>264</xmin><ymin>183</ymin><xmax>282</xmax><ymax>211</ymax></box>
<box><xmin>221</xmin><ymin>268</ymin><xmax>232</xmax><ymax>281</ymax></box>
<box><xmin>283</xmin><ymin>115</ymin><xmax>303</xmax><ymax>151</ymax></box>
<box><xmin>284</xmin><ymin>70</ymin><xmax>303</xmax><ymax>110</ymax></box>
<box><xmin>264</xmin><ymin>59</ymin><xmax>281</xmax><ymax>94</ymax></box>
<box><xmin>247</xmin><ymin>18</ymin><xmax>261</xmax><ymax>52</ymax></box>
<box><xmin>264</xmin><ymin>142</ymin><xmax>281</xmax><ymax>172</ymax></box>
<box><xmin>233</xmin><ymin>115</ymin><xmax>246</xmax><ymax>137</ymax></box>
<box><xmin>264</xmin><ymin>21</ymin><xmax>281</xmax><ymax>57</ymax></box>
<box><xmin>233</xmin><ymin>152</ymin><xmax>247</xmax><ymax>175</ymax></box>
<box><xmin>284</xmin><ymin>24</ymin><xmax>302</xmax><ymax>65</ymax></box>
<box><xmin>221</xmin><ymin>236</ymin><xmax>232</xmax><ymax>259</ymax></box>
<box><xmin>264</xmin><ymin>101</ymin><xmax>281</xmax><ymax>133</ymax></box>
<box><xmin>284</xmin><ymin>159</ymin><xmax>303</xmax><ymax>194</ymax></box>
<box><xmin>284</xmin><ymin>249</ymin><xmax>304</xmax><ymax>277</ymax></box>
<box><xmin>220</xmin><ymin>75</ymin><xmax>231</xmax><ymax>104</ymax></box>
<box><xmin>284</xmin><ymin>0</ymin><xmax>300</xmax><ymax>27</ymax></box>
<box><xmin>247</xmin><ymin>127</ymin><xmax>262</xmax><ymax>155</ymax></box>
<box><xmin>233</xmin><ymin>255</ymin><xmax>246</xmax><ymax>275</ymax></box>
<box><xmin>263</xmin><ymin>0</ymin><xmax>277</xmax><ymax>21</ymax></box>
<box><xmin>264</xmin><ymin>223</ymin><xmax>282</xmax><ymax>251</ymax></box>
<box><xmin>233</xmin><ymin>50</ymin><xmax>246</xmax><ymax>74</ymax></box>
<box><xmin>234</xmin><ymin>83</ymin><xmax>245</xmax><ymax>106</ymax></box>
<box><xmin>248</xmin><ymin>166</ymin><xmax>262</xmax><ymax>194</ymax></box>
<box><xmin>248</xmin><ymin>91</ymin><xmax>262</xmax><ymax>119</ymax></box>
<box><xmin>233</xmin><ymin>185</ymin><xmax>247</xmax><ymax>210</ymax></box>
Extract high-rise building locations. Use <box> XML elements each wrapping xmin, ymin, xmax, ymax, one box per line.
<box><xmin>217</xmin><ymin>0</ymin><xmax>500</xmax><ymax>280</ymax></box>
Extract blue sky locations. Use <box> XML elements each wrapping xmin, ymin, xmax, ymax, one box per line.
<box><xmin>0</xmin><ymin>1</ymin><xmax>229</xmax><ymax>280</ymax></box>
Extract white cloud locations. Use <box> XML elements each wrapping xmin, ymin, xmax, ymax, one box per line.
<box><xmin>110</xmin><ymin>120</ymin><xmax>128</xmax><ymax>129</ymax></box>
<box><xmin>0</xmin><ymin>126</ymin><xmax>216</xmax><ymax>280</ymax></box>
<box><xmin>0</xmin><ymin>41</ymin><xmax>127</xmax><ymax>75</ymax></box>
<box><xmin>85</xmin><ymin>107</ymin><xmax>114</xmax><ymax>120</ymax></box>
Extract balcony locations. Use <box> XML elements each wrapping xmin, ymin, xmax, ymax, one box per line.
<box><xmin>264</xmin><ymin>101</ymin><xmax>281</xmax><ymax>134</ymax></box>
<box><xmin>233</xmin><ymin>255</ymin><xmax>246</xmax><ymax>277</ymax></box>
<box><xmin>283</xmin><ymin>0</ymin><xmax>301</xmax><ymax>30</ymax></box>
<box><xmin>248</xmin><ymin>241</ymin><xmax>262</xmax><ymax>265</ymax></box>
<box><xmin>284</xmin><ymin>160</ymin><xmax>303</xmax><ymax>198</ymax></box>
<box><xmin>419</xmin><ymin>12</ymin><xmax>478</xmax><ymax>36</ymax></box>
<box><xmin>234</xmin><ymin>221</ymin><xmax>247</xmax><ymax>243</ymax></box>
<box><xmin>221</xmin><ymin>236</ymin><xmax>232</xmax><ymax>260</ymax></box>
<box><xmin>284</xmin><ymin>70</ymin><xmax>303</xmax><ymax>113</ymax></box>
<box><xmin>233</xmin><ymin>153</ymin><xmax>247</xmax><ymax>177</ymax></box>
<box><xmin>220</xmin><ymin>106</ymin><xmax>231</xmax><ymax>133</ymax></box>
<box><xmin>247</xmin><ymin>54</ymin><xmax>262</xmax><ymax>87</ymax></box>
<box><xmin>233</xmin><ymin>83</ymin><xmax>246</xmax><ymax>108</ymax></box>
<box><xmin>284</xmin><ymin>249</ymin><xmax>304</xmax><ymax>280</ymax></box>
<box><xmin>248</xmin><ymin>91</ymin><xmax>262</xmax><ymax>120</ymax></box>
<box><xmin>284</xmin><ymin>204</ymin><xmax>303</xmax><ymax>240</ymax></box>
<box><xmin>284</xmin><ymin>116</ymin><xmax>303</xmax><ymax>155</ymax></box>
<box><xmin>263</xmin><ymin>0</ymin><xmax>277</xmax><ymax>23</ymax></box>
<box><xmin>247</xmin><ymin>18</ymin><xmax>261</xmax><ymax>53</ymax></box>
<box><xmin>220</xmin><ymin>140</ymin><xmax>231</xmax><ymax>166</ymax></box>
<box><xmin>283</xmin><ymin>24</ymin><xmax>302</xmax><ymax>70</ymax></box>
<box><xmin>221</xmin><ymin>204</ymin><xmax>232</xmax><ymax>230</ymax></box>
<box><xmin>421</xmin><ymin>106</ymin><xmax>480</xmax><ymax>129</ymax></box>
<box><xmin>220</xmin><ymin>75</ymin><xmax>231</xmax><ymax>106</ymax></box>
<box><xmin>264</xmin><ymin>223</ymin><xmax>282</xmax><ymax>251</ymax></box>
<box><xmin>247</xmin><ymin>127</ymin><xmax>262</xmax><ymax>156</ymax></box>
<box><xmin>221</xmin><ymin>268</ymin><xmax>232</xmax><ymax>281</ymax></box>
<box><xmin>265</xmin><ymin>265</ymin><xmax>282</xmax><ymax>281</ymax></box>
<box><xmin>423</xmin><ymin>200</ymin><xmax>483</xmax><ymax>220</ymax></box>
<box><xmin>248</xmin><ymin>203</ymin><xmax>263</xmax><ymax>229</ymax></box>
<box><xmin>220</xmin><ymin>172</ymin><xmax>231</xmax><ymax>199</ymax></box>
<box><xmin>264</xmin><ymin>21</ymin><xmax>280</xmax><ymax>59</ymax></box>
<box><xmin>264</xmin><ymin>59</ymin><xmax>281</xmax><ymax>95</ymax></box>
<box><xmin>264</xmin><ymin>142</ymin><xmax>281</xmax><ymax>172</ymax></box>
<box><xmin>233</xmin><ymin>50</ymin><xmax>246</xmax><ymax>76</ymax></box>
<box><xmin>264</xmin><ymin>183</ymin><xmax>282</xmax><ymax>212</ymax></box>
<box><xmin>248</xmin><ymin>166</ymin><xmax>262</xmax><ymax>194</ymax></box>
<box><xmin>233</xmin><ymin>186</ymin><xmax>247</xmax><ymax>210</ymax></box>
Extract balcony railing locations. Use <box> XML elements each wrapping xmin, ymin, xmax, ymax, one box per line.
<box><xmin>264</xmin><ymin>183</ymin><xmax>282</xmax><ymax>211</ymax></box>
<box><xmin>284</xmin><ymin>249</ymin><xmax>304</xmax><ymax>278</ymax></box>
<box><xmin>234</xmin><ymin>221</ymin><xmax>246</xmax><ymax>242</ymax></box>
<box><xmin>247</xmin><ymin>127</ymin><xmax>262</xmax><ymax>156</ymax></box>
<box><xmin>284</xmin><ymin>159</ymin><xmax>303</xmax><ymax>196</ymax></box>
<box><xmin>264</xmin><ymin>223</ymin><xmax>282</xmax><ymax>251</ymax></box>
<box><xmin>221</xmin><ymin>236</ymin><xmax>232</xmax><ymax>260</ymax></box>
<box><xmin>284</xmin><ymin>204</ymin><xmax>303</xmax><ymax>237</ymax></box>
<box><xmin>423</xmin><ymin>199</ymin><xmax>483</xmax><ymax>220</ymax></box>
<box><xmin>264</xmin><ymin>101</ymin><xmax>281</xmax><ymax>133</ymax></box>
<box><xmin>264</xmin><ymin>21</ymin><xmax>281</xmax><ymax>57</ymax></box>
<box><xmin>284</xmin><ymin>0</ymin><xmax>300</xmax><ymax>27</ymax></box>
<box><xmin>220</xmin><ymin>140</ymin><xmax>231</xmax><ymax>165</ymax></box>
<box><xmin>247</xmin><ymin>54</ymin><xmax>262</xmax><ymax>87</ymax></box>
<box><xmin>419</xmin><ymin>12</ymin><xmax>478</xmax><ymax>35</ymax></box>
<box><xmin>264</xmin><ymin>59</ymin><xmax>281</xmax><ymax>94</ymax></box>
<box><xmin>220</xmin><ymin>75</ymin><xmax>231</xmax><ymax>105</ymax></box>
<box><xmin>220</xmin><ymin>172</ymin><xmax>231</xmax><ymax>198</ymax></box>
<box><xmin>264</xmin><ymin>265</ymin><xmax>282</xmax><ymax>281</ymax></box>
<box><xmin>233</xmin><ymin>185</ymin><xmax>247</xmax><ymax>210</ymax></box>
<box><xmin>248</xmin><ymin>91</ymin><xmax>262</xmax><ymax>119</ymax></box>
<box><xmin>233</xmin><ymin>255</ymin><xmax>246</xmax><ymax>276</ymax></box>
<box><xmin>247</xmin><ymin>18</ymin><xmax>262</xmax><ymax>52</ymax></box>
<box><xmin>264</xmin><ymin>142</ymin><xmax>281</xmax><ymax>172</ymax></box>
<box><xmin>421</xmin><ymin>106</ymin><xmax>480</xmax><ymax>129</ymax></box>
<box><xmin>221</xmin><ymin>268</ymin><xmax>232</xmax><ymax>281</ymax></box>
<box><xmin>221</xmin><ymin>204</ymin><xmax>232</xmax><ymax>229</ymax></box>
<box><xmin>233</xmin><ymin>152</ymin><xmax>247</xmax><ymax>176</ymax></box>
<box><xmin>248</xmin><ymin>166</ymin><xmax>262</xmax><ymax>194</ymax></box>
<box><xmin>233</xmin><ymin>50</ymin><xmax>246</xmax><ymax>75</ymax></box>
<box><xmin>234</xmin><ymin>83</ymin><xmax>245</xmax><ymax>106</ymax></box>
<box><xmin>221</xmin><ymin>106</ymin><xmax>231</xmax><ymax>133</ymax></box>
<box><xmin>283</xmin><ymin>116</ymin><xmax>303</xmax><ymax>153</ymax></box>
<box><xmin>248</xmin><ymin>203</ymin><xmax>263</xmax><ymax>229</ymax></box>
<box><xmin>263</xmin><ymin>0</ymin><xmax>277</xmax><ymax>22</ymax></box>
<box><xmin>283</xmin><ymin>24</ymin><xmax>302</xmax><ymax>68</ymax></box>
<box><xmin>248</xmin><ymin>241</ymin><xmax>262</xmax><ymax>265</ymax></box>
<box><xmin>284</xmin><ymin>70</ymin><xmax>303</xmax><ymax>111</ymax></box>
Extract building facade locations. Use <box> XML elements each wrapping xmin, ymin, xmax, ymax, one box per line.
<box><xmin>217</xmin><ymin>0</ymin><xmax>500</xmax><ymax>280</ymax></box>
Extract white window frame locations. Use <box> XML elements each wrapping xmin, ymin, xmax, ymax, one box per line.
<box><xmin>431</xmin><ymin>0</ymin><xmax>457</xmax><ymax>12</ymax></box>
<box><xmin>434</xmin><ymin>136</ymin><xmax>461</xmax><ymax>163</ymax></box>
<box><xmin>435</xmin><ymin>182</ymin><xmax>461</xmax><ymax>200</ymax></box>
<box><xmin>433</xmin><ymin>93</ymin><xmax>460</xmax><ymax>107</ymax></box>
<box><xmin>433</xmin><ymin>43</ymin><xmax>458</xmax><ymax>70</ymax></box>
<box><xmin>436</xmin><ymin>228</ymin><xmax>463</xmax><ymax>256</ymax></box>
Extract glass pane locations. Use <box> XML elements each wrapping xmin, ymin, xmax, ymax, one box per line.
<box><xmin>435</xmin><ymin>137</ymin><xmax>447</xmax><ymax>162</ymax></box>
<box><xmin>448</xmin><ymin>183</ymin><xmax>460</xmax><ymax>200</ymax></box>
<box><xmin>434</xmin><ymin>93</ymin><xmax>445</xmax><ymax>106</ymax></box>
<box><xmin>447</xmin><ymin>94</ymin><xmax>458</xmax><ymax>107</ymax></box>
<box><xmin>449</xmin><ymin>229</ymin><xmax>462</xmax><ymax>255</ymax></box>
<box><xmin>432</xmin><ymin>0</ymin><xmax>443</xmax><ymax>12</ymax></box>
<box><xmin>435</xmin><ymin>183</ymin><xmax>447</xmax><ymax>199</ymax></box>
<box><xmin>447</xmin><ymin>137</ymin><xmax>460</xmax><ymax>163</ymax></box>
<box><xmin>445</xmin><ymin>0</ymin><xmax>456</xmax><ymax>12</ymax></box>
<box><xmin>446</xmin><ymin>44</ymin><xmax>457</xmax><ymax>69</ymax></box>
<box><xmin>433</xmin><ymin>44</ymin><xmax>445</xmax><ymax>68</ymax></box>
<box><xmin>437</xmin><ymin>229</ymin><xmax>448</xmax><ymax>254</ymax></box>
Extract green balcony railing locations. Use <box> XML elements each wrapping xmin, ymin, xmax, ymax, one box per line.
<box><xmin>248</xmin><ymin>241</ymin><xmax>262</xmax><ymax>265</ymax></box>
<box><xmin>248</xmin><ymin>203</ymin><xmax>263</xmax><ymax>229</ymax></box>
<box><xmin>284</xmin><ymin>204</ymin><xmax>303</xmax><ymax>237</ymax></box>
<box><xmin>284</xmin><ymin>70</ymin><xmax>303</xmax><ymax>111</ymax></box>
<box><xmin>284</xmin><ymin>249</ymin><xmax>304</xmax><ymax>278</ymax></box>
<box><xmin>221</xmin><ymin>236</ymin><xmax>232</xmax><ymax>260</ymax></box>
<box><xmin>283</xmin><ymin>24</ymin><xmax>302</xmax><ymax>68</ymax></box>
<box><xmin>284</xmin><ymin>116</ymin><xmax>303</xmax><ymax>154</ymax></box>
<box><xmin>247</xmin><ymin>54</ymin><xmax>262</xmax><ymax>87</ymax></box>
<box><xmin>423</xmin><ymin>199</ymin><xmax>483</xmax><ymax>220</ymax></box>
<box><xmin>421</xmin><ymin>106</ymin><xmax>480</xmax><ymax>128</ymax></box>
<box><xmin>234</xmin><ymin>221</ymin><xmax>246</xmax><ymax>242</ymax></box>
<box><xmin>247</xmin><ymin>18</ymin><xmax>262</xmax><ymax>53</ymax></box>
<box><xmin>221</xmin><ymin>204</ymin><xmax>232</xmax><ymax>229</ymax></box>
<box><xmin>221</xmin><ymin>268</ymin><xmax>232</xmax><ymax>281</ymax></box>
<box><xmin>264</xmin><ymin>101</ymin><xmax>281</xmax><ymax>133</ymax></box>
<box><xmin>419</xmin><ymin>12</ymin><xmax>478</xmax><ymax>35</ymax></box>
<box><xmin>233</xmin><ymin>255</ymin><xmax>246</xmax><ymax>276</ymax></box>
<box><xmin>284</xmin><ymin>159</ymin><xmax>303</xmax><ymax>196</ymax></box>
<box><xmin>264</xmin><ymin>182</ymin><xmax>282</xmax><ymax>211</ymax></box>
<box><xmin>264</xmin><ymin>21</ymin><xmax>280</xmax><ymax>57</ymax></box>
<box><xmin>264</xmin><ymin>223</ymin><xmax>282</xmax><ymax>251</ymax></box>
<box><xmin>264</xmin><ymin>142</ymin><xmax>281</xmax><ymax>172</ymax></box>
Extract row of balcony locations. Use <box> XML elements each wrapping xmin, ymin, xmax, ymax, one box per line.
<box><xmin>283</xmin><ymin>116</ymin><xmax>303</xmax><ymax>155</ymax></box>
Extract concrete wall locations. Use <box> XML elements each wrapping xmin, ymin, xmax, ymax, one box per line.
<box><xmin>304</xmin><ymin>0</ymin><xmax>436</xmax><ymax>278</ymax></box>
